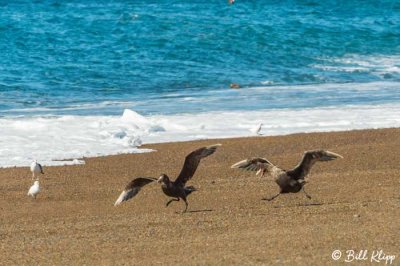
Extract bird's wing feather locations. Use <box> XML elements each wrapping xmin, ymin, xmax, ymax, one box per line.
<box><xmin>286</xmin><ymin>150</ymin><xmax>343</xmax><ymax>180</ymax></box>
<box><xmin>114</xmin><ymin>177</ymin><xmax>156</xmax><ymax>206</ymax></box>
<box><xmin>174</xmin><ymin>144</ymin><xmax>221</xmax><ymax>186</ymax></box>
<box><xmin>231</xmin><ymin>157</ymin><xmax>283</xmax><ymax>176</ymax></box>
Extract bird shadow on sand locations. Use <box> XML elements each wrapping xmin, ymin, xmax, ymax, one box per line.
<box><xmin>272</xmin><ymin>202</ymin><xmax>324</xmax><ymax>208</ymax></box>
<box><xmin>297</xmin><ymin>202</ymin><xmax>324</xmax><ymax>207</ymax></box>
<box><xmin>175</xmin><ymin>209</ymin><xmax>213</xmax><ymax>214</ymax></box>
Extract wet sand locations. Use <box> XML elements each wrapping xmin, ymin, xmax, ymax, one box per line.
<box><xmin>1</xmin><ymin>128</ymin><xmax>399</xmax><ymax>265</ymax></box>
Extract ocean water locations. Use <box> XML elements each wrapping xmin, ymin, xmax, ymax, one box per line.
<box><xmin>0</xmin><ymin>1</ymin><xmax>399</xmax><ymax>167</ymax></box>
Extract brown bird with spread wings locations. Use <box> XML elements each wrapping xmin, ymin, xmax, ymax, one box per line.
<box><xmin>231</xmin><ymin>150</ymin><xmax>343</xmax><ymax>201</ymax></box>
<box><xmin>114</xmin><ymin>144</ymin><xmax>221</xmax><ymax>213</ymax></box>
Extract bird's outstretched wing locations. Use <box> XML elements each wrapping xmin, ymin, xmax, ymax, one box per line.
<box><xmin>174</xmin><ymin>144</ymin><xmax>221</xmax><ymax>186</ymax></box>
<box><xmin>286</xmin><ymin>150</ymin><xmax>343</xmax><ymax>179</ymax></box>
<box><xmin>231</xmin><ymin>157</ymin><xmax>283</xmax><ymax>177</ymax></box>
<box><xmin>114</xmin><ymin>177</ymin><xmax>156</xmax><ymax>206</ymax></box>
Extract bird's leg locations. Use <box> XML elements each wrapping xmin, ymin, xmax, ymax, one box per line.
<box><xmin>32</xmin><ymin>173</ymin><xmax>35</xmax><ymax>180</ymax></box>
<box><xmin>166</xmin><ymin>198</ymin><xmax>179</xmax><ymax>207</ymax></box>
<box><xmin>262</xmin><ymin>192</ymin><xmax>280</xmax><ymax>201</ymax></box>
<box><xmin>182</xmin><ymin>198</ymin><xmax>188</xmax><ymax>213</ymax></box>
<box><xmin>302</xmin><ymin>186</ymin><xmax>312</xmax><ymax>199</ymax></box>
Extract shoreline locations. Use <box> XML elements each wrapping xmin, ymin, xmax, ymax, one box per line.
<box><xmin>2</xmin><ymin>103</ymin><xmax>400</xmax><ymax>168</ymax></box>
<box><xmin>2</xmin><ymin>126</ymin><xmax>400</xmax><ymax>169</ymax></box>
<box><xmin>1</xmin><ymin>127</ymin><xmax>399</xmax><ymax>264</ymax></box>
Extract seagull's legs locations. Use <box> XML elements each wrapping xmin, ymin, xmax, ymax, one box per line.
<box><xmin>262</xmin><ymin>192</ymin><xmax>280</xmax><ymax>201</ymax></box>
<box><xmin>32</xmin><ymin>173</ymin><xmax>35</xmax><ymax>180</ymax></box>
<box><xmin>302</xmin><ymin>186</ymin><xmax>312</xmax><ymax>199</ymax></box>
<box><xmin>166</xmin><ymin>198</ymin><xmax>179</xmax><ymax>207</ymax></box>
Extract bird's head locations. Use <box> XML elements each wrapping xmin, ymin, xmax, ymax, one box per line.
<box><xmin>34</xmin><ymin>181</ymin><xmax>39</xmax><ymax>186</ymax></box>
<box><xmin>157</xmin><ymin>174</ymin><xmax>169</xmax><ymax>184</ymax></box>
<box><xmin>306</xmin><ymin>150</ymin><xmax>343</xmax><ymax>162</ymax></box>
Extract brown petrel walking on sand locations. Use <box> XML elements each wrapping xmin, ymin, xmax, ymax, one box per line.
<box><xmin>114</xmin><ymin>144</ymin><xmax>221</xmax><ymax>212</ymax></box>
<box><xmin>231</xmin><ymin>150</ymin><xmax>343</xmax><ymax>201</ymax></box>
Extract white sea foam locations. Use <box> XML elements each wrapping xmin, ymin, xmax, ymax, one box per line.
<box><xmin>260</xmin><ymin>80</ymin><xmax>274</xmax><ymax>85</ymax></box>
<box><xmin>0</xmin><ymin>100</ymin><xmax>138</xmax><ymax>115</ymax></box>
<box><xmin>313</xmin><ymin>54</ymin><xmax>400</xmax><ymax>77</ymax></box>
<box><xmin>1</xmin><ymin>103</ymin><xmax>400</xmax><ymax>168</ymax></box>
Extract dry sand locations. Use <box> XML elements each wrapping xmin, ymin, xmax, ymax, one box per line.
<box><xmin>1</xmin><ymin>128</ymin><xmax>399</xmax><ymax>265</ymax></box>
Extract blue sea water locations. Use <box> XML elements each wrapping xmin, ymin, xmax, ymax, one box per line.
<box><xmin>0</xmin><ymin>0</ymin><xmax>399</xmax><ymax>116</ymax></box>
<box><xmin>1</xmin><ymin>1</ymin><xmax>400</xmax><ymax>167</ymax></box>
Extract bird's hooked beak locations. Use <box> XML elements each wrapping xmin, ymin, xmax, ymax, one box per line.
<box><xmin>157</xmin><ymin>175</ymin><xmax>163</xmax><ymax>184</ymax></box>
<box><xmin>320</xmin><ymin>151</ymin><xmax>343</xmax><ymax>161</ymax></box>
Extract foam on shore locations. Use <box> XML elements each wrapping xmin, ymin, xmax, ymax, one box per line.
<box><xmin>1</xmin><ymin>104</ymin><xmax>400</xmax><ymax>167</ymax></box>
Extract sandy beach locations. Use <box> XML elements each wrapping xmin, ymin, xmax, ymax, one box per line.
<box><xmin>0</xmin><ymin>128</ymin><xmax>399</xmax><ymax>265</ymax></box>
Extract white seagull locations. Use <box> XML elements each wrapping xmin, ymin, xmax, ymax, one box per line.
<box><xmin>251</xmin><ymin>123</ymin><xmax>264</xmax><ymax>135</ymax></box>
<box><xmin>30</xmin><ymin>160</ymin><xmax>44</xmax><ymax>180</ymax></box>
<box><xmin>28</xmin><ymin>180</ymin><xmax>40</xmax><ymax>199</ymax></box>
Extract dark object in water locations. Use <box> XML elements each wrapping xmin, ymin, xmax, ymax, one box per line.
<box><xmin>230</xmin><ymin>83</ymin><xmax>240</xmax><ymax>89</ymax></box>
